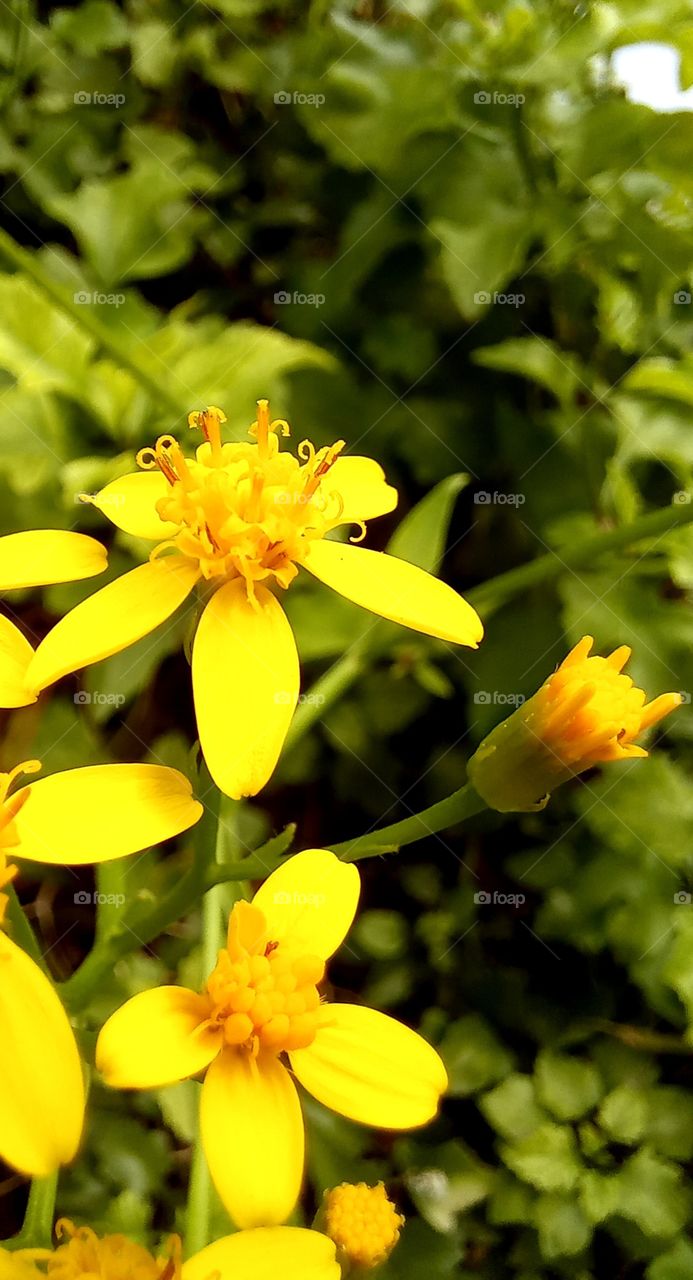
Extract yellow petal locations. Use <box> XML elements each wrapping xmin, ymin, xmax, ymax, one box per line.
<box><xmin>0</xmin><ymin>1248</ymin><xmax>42</xmax><ymax>1280</ymax></box>
<box><xmin>28</xmin><ymin>557</ymin><xmax>200</xmax><ymax>693</ymax></box>
<box><xmin>290</xmin><ymin>1003</ymin><xmax>447</xmax><ymax>1129</ymax></box>
<box><xmin>0</xmin><ymin>531</ymin><xmax>107</xmax><ymax>592</ymax></box>
<box><xmin>0</xmin><ymin>931</ymin><xmax>84</xmax><ymax>1176</ymax></box>
<box><xmin>324</xmin><ymin>456</ymin><xmax>398</xmax><ymax>526</ymax></box>
<box><xmin>192</xmin><ymin>581</ymin><xmax>299</xmax><ymax>799</ymax></box>
<box><xmin>96</xmin><ymin>987</ymin><xmax>221</xmax><ymax>1088</ymax></box>
<box><xmin>252</xmin><ymin>849</ymin><xmax>360</xmax><ymax>959</ymax></box>
<box><xmin>0</xmin><ymin>616</ymin><xmax>36</xmax><ymax>709</ymax></box>
<box><xmin>200</xmin><ymin>1048</ymin><xmax>304</xmax><ymax>1227</ymax></box>
<box><xmin>304</xmin><ymin>540</ymin><xmax>483</xmax><ymax>647</ymax></box>
<box><xmin>11</xmin><ymin>763</ymin><xmax>203</xmax><ymax>865</ymax></box>
<box><xmin>183</xmin><ymin>1229</ymin><xmax>339</xmax><ymax>1280</ymax></box>
<box><xmin>87</xmin><ymin>472</ymin><xmax>180</xmax><ymax>540</ymax></box>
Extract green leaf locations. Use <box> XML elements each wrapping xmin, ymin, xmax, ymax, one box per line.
<box><xmin>598</xmin><ymin>1084</ymin><xmax>649</xmax><ymax>1144</ymax></box>
<box><xmin>501</xmin><ymin>1123</ymin><xmax>582</xmax><ymax>1192</ymax></box>
<box><xmin>534</xmin><ymin>1050</ymin><xmax>603</xmax><ymax>1121</ymax></box>
<box><xmin>615</xmin><ymin>1148</ymin><xmax>688</xmax><ymax>1238</ymax></box>
<box><xmin>439</xmin><ymin>1015</ymin><xmax>515</xmax><ymax>1097</ymax></box>
<box><xmin>648</xmin><ymin>1238</ymin><xmax>693</xmax><ymax>1280</ymax></box>
<box><xmin>480</xmin><ymin>1074</ymin><xmax>546</xmax><ymax>1141</ymax></box>
<box><xmin>474</xmin><ymin>338</ymin><xmax>584</xmax><ymax>407</ymax></box>
<box><xmin>387</xmin><ymin>473</ymin><xmax>469</xmax><ymax>573</ymax></box>
<box><xmin>534</xmin><ymin>1193</ymin><xmax>592</xmax><ymax>1259</ymax></box>
<box><xmin>579</xmin><ymin>1170</ymin><xmax>622</xmax><ymax>1225</ymax></box>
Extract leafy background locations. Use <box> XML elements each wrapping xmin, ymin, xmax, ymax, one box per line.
<box><xmin>1</xmin><ymin>0</ymin><xmax>693</xmax><ymax>1274</ymax></box>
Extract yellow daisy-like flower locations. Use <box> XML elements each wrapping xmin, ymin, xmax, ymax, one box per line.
<box><xmin>0</xmin><ymin>1219</ymin><xmax>339</xmax><ymax>1280</ymax></box>
<box><xmin>0</xmin><ymin>756</ymin><xmax>202</xmax><ymax>1177</ymax></box>
<box><xmin>25</xmin><ymin>404</ymin><xmax>483</xmax><ymax>799</ymax></box>
<box><xmin>0</xmin><ymin>530</ymin><xmax>107</xmax><ymax>708</ymax></box>
<box><xmin>468</xmin><ymin>635</ymin><xmax>682</xmax><ymax>812</ymax></box>
<box><xmin>96</xmin><ymin>850</ymin><xmax>448</xmax><ymax>1228</ymax></box>
<box><xmin>323</xmin><ymin>1182</ymin><xmax>404</xmax><ymax>1271</ymax></box>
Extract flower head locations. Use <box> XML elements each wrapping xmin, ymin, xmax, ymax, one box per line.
<box><xmin>468</xmin><ymin>636</ymin><xmax>682</xmax><ymax>812</ymax></box>
<box><xmin>0</xmin><ymin>756</ymin><xmax>203</xmax><ymax>1178</ymax></box>
<box><xmin>0</xmin><ymin>1221</ymin><xmax>339</xmax><ymax>1280</ymax></box>
<box><xmin>97</xmin><ymin>850</ymin><xmax>448</xmax><ymax>1229</ymax></box>
<box><xmin>323</xmin><ymin>1183</ymin><xmax>404</xmax><ymax>1271</ymax></box>
<box><xmin>26</xmin><ymin>403</ymin><xmax>482</xmax><ymax>798</ymax></box>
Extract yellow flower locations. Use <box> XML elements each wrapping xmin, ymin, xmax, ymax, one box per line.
<box><xmin>468</xmin><ymin>636</ymin><xmax>682</xmax><ymax>812</ymax></box>
<box><xmin>96</xmin><ymin>850</ymin><xmax>448</xmax><ymax>1228</ymax></box>
<box><xmin>0</xmin><ymin>756</ymin><xmax>203</xmax><ymax>1177</ymax></box>
<box><xmin>322</xmin><ymin>1182</ymin><xmax>404</xmax><ymax>1271</ymax></box>
<box><xmin>26</xmin><ymin>404</ymin><xmax>483</xmax><ymax>798</ymax></box>
<box><xmin>0</xmin><ymin>1219</ymin><xmax>339</xmax><ymax>1280</ymax></box>
<box><xmin>0</xmin><ymin>530</ymin><xmax>107</xmax><ymax>709</ymax></box>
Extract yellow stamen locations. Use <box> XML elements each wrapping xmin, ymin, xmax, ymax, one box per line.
<box><xmin>10</xmin><ymin>1220</ymin><xmax>183</xmax><ymax>1279</ymax></box>
<box><xmin>188</xmin><ymin>406</ymin><xmax>227</xmax><ymax>463</ymax></box>
<box><xmin>205</xmin><ymin>899</ymin><xmax>324</xmax><ymax>1054</ymax></box>
<box><xmin>323</xmin><ymin>1182</ymin><xmax>404</xmax><ymax>1270</ymax></box>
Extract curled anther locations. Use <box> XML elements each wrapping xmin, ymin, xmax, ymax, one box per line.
<box><xmin>349</xmin><ymin>520</ymin><xmax>367</xmax><ymax>543</ymax></box>
<box><xmin>298</xmin><ymin>440</ymin><xmax>315</xmax><ymax>463</ymax></box>
<box><xmin>270</xmin><ymin>417</ymin><xmax>291</xmax><ymax>438</ymax></box>
<box><xmin>136</xmin><ymin>447</ymin><xmax>158</xmax><ymax>470</ymax></box>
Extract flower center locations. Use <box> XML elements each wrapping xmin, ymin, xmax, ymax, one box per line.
<box><xmin>14</xmin><ymin>1220</ymin><xmax>182</xmax><ymax>1280</ymax></box>
<box><xmin>136</xmin><ymin>401</ymin><xmax>347</xmax><ymax>600</ymax></box>
<box><xmin>205</xmin><ymin>901</ymin><xmax>324</xmax><ymax>1054</ymax></box>
<box><xmin>323</xmin><ymin>1182</ymin><xmax>404</xmax><ymax>1269</ymax></box>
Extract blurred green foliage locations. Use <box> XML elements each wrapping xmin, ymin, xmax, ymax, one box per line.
<box><xmin>1</xmin><ymin>0</ymin><xmax>693</xmax><ymax>1274</ymax></box>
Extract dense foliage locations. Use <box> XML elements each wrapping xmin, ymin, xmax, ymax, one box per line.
<box><xmin>1</xmin><ymin>0</ymin><xmax>692</xmax><ymax>1275</ymax></box>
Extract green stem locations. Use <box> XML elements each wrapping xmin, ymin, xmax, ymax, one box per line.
<box><xmin>467</xmin><ymin>501</ymin><xmax>693</xmax><ymax>613</ymax></box>
<box><xmin>5</xmin><ymin>885</ymin><xmax>47</xmax><ymax>973</ymax></box>
<box><xmin>0</xmin><ymin>226</ymin><xmax>185</xmax><ymax>416</ymax></box>
<box><xmin>5</xmin><ymin>1172</ymin><xmax>58</xmax><ymax>1250</ymax></box>
<box><xmin>284</xmin><ymin>640</ymin><xmax>371</xmax><ymax>751</ymax></box>
<box><xmin>330</xmin><ymin>782</ymin><xmax>487</xmax><ymax>860</ymax></box>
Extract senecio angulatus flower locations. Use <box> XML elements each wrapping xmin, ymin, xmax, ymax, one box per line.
<box><xmin>96</xmin><ymin>850</ymin><xmax>447</xmax><ymax>1228</ymax></box>
<box><xmin>468</xmin><ymin>636</ymin><xmax>682</xmax><ymax>813</ymax></box>
<box><xmin>0</xmin><ymin>756</ymin><xmax>201</xmax><ymax>1177</ymax></box>
<box><xmin>25</xmin><ymin>403</ymin><xmax>483</xmax><ymax>799</ymax></box>
<box><xmin>0</xmin><ymin>529</ymin><xmax>107</xmax><ymax>706</ymax></box>
<box><xmin>0</xmin><ymin>1218</ymin><xmax>340</xmax><ymax>1280</ymax></box>
<box><xmin>322</xmin><ymin>1182</ymin><xmax>404</xmax><ymax>1273</ymax></box>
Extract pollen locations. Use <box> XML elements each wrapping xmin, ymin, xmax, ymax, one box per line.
<box><xmin>136</xmin><ymin>400</ymin><xmax>347</xmax><ymax>602</ymax></box>
<box><xmin>12</xmin><ymin>1220</ymin><xmax>182</xmax><ymax>1279</ymax></box>
<box><xmin>323</xmin><ymin>1182</ymin><xmax>404</xmax><ymax>1270</ymax></box>
<box><xmin>204</xmin><ymin>900</ymin><xmax>324</xmax><ymax>1053</ymax></box>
